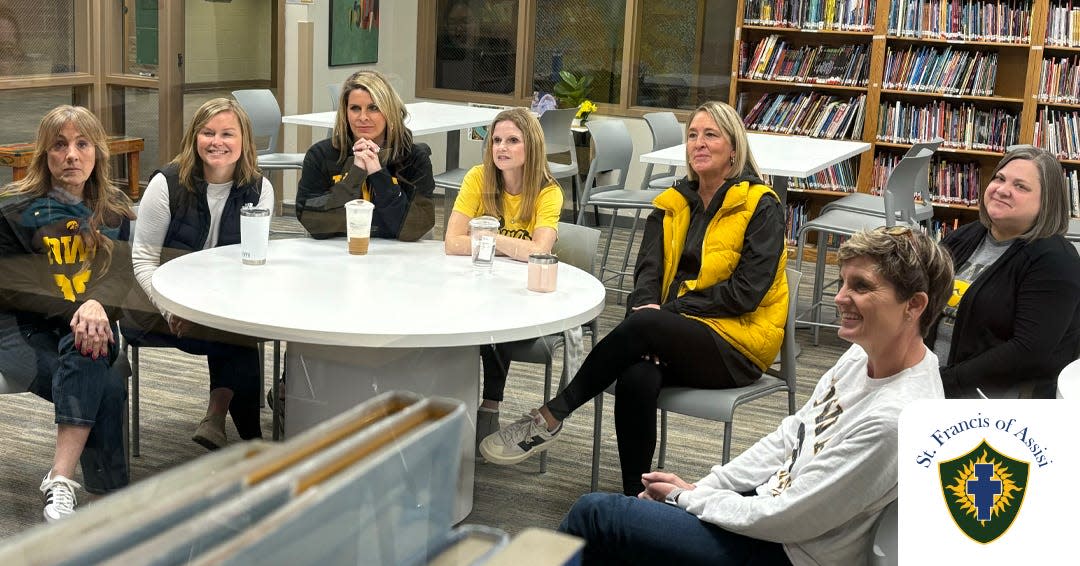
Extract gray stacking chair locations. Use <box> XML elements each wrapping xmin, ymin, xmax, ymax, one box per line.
<box><xmin>640</xmin><ymin>112</ymin><xmax>683</xmax><ymax>190</ymax></box>
<box><xmin>539</xmin><ymin>108</ymin><xmax>583</xmax><ymax>219</ymax></box>
<box><xmin>795</xmin><ymin>147</ymin><xmax>934</xmax><ymax>343</ymax></box>
<box><xmin>500</xmin><ymin>222</ymin><xmax>601</xmax><ymax>472</ymax></box>
<box><xmin>869</xmin><ymin>499</ymin><xmax>899</xmax><ymax>566</ymax></box>
<box><xmin>589</xmin><ymin>269</ymin><xmax>801</xmax><ymax>491</ymax></box>
<box><xmin>821</xmin><ymin>138</ymin><xmax>942</xmax><ymax>227</ymax></box>
<box><xmin>231</xmin><ymin>89</ymin><xmax>305</xmax><ymax>172</ymax></box>
<box><xmin>1068</xmin><ymin>218</ymin><xmax>1080</xmax><ymax>242</ymax></box>
<box><xmin>576</xmin><ymin>119</ymin><xmax>664</xmax><ymax>296</ymax></box>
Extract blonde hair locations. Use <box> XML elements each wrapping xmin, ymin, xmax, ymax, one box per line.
<box><xmin>837</xmin><ymin>227</ymin><xmax>955</xmax><ymax>337</ymax></box>
<box><xmin>685</xmin><ymin>101</ymin><xmax>760</xmax><ymax>181</ymax></box>
<box><xmin>978</xmin><ymin>146</ymin><xmax>1069</xmax><ymax>240</ymax></box>
<box><xmin>478</xmin><ymin>108</ymin><xmax>558</xmax><ymax>224</ymax></box>
<box><xmin>173</xmin><ymin>98</ymin><xmax>260</xmax><ymax>190</ymax></box>
<box><xmin>332</xmin><ymin>70</ymin><xmax>413</xmax><ymax>165</ymax></box>
<box><xmin>0</xmin><ymin>105</ymin><xmax>134</xmax><ymax>274</ymax></box>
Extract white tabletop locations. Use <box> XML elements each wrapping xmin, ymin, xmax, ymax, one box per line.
<box><xmin>640</xmin><ymin>133</ymin><xmax>871</xmax><ymax>178</ymax></box>
<box><xmin>282</xmin><ymin>101</ymin><xmax>502</xmax><ymax>136</ymax></box>
<box><xmin>152</xmin><ymin>239</ymin><xmax>606</xmax><ymax>349</ymax></box>
<box><xmin>1057</xmin><ymin>358</ymin><xmax>1080</xmax><ymax>399</ymax></box>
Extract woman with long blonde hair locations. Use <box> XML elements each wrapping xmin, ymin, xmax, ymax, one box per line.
<box><xmin>444</xmin><ymin>107</ymin><xmax>564</xmax><ymax>449</ymax></box>
<box><xmin>0</xmin><ymin>105</ymin><xmax>135</xmax><ymax>521</ymax></box>
<box><xmin>297</xmin><ymin>70</ymin><xmax>435</xmax><ymax>241</ymax></box>
<box><xmin>122</xmin><ymin>97</ymin><xmax>274</xmax><ymax>451</ymax></box>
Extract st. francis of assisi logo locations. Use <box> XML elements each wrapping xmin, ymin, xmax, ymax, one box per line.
<box><xmin>939</xmin><ymin>440</ymin><xmax>1028</xmax><ymax>544</ymax></box>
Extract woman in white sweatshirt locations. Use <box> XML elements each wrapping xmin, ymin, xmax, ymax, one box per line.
<box><xmin>559</xmin><ymin>226</ymin><xmax>955</xmax><ymax>565</ymax></box>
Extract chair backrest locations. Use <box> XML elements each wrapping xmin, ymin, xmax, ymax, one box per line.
<box><xmin>1067</xmin><ymin>218</ymin><xmax>1080</xmax><ymax>242</ymax></box>
<box><xmin>868</xmin><ymin>499</ymin><xmax>898</xmax><ymax>566</ymax></box>
<box><xmin>327</xmin><ymin>83</ymin><xmax>341</xmax><ymax>111</ymax></box>
<box><xmin>231</xmin><ymin>89</ymin><xmax>284</xmax><ymax>156</ymax></box>
<box><xmin>581</xmin><ymin>120</ymin><xmax>634</xmax><ymax>201</ymax></box>
<box><xmin>775</xmin><ymin>268</ymin><xmax>801</xmax><ymax>408</ymax></box>
<box><xmin>552</xmin><ymin>222</ymin><xmax>601</xmax><ymax>276</ymax></box>
<box><xmin>882</xmin><ymin>147</ymin><xmax>935</xmax><ymax>227</ymax></box>
<box><xmin>538</xmin><ymin>108</ymin><xmax>578</xmax><ymax>161</ymax></box>
<box><xmin>640</xmin><ymin>112</ymin><xmax>683</xmax><ymax>189</ymax></box>
<box><xmin>904</xmin><ymin>137</ymin><xmax>943</xmax><ymax>158</ymax></box>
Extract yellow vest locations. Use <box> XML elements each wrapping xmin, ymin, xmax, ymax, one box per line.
<box><xmin>654</xmin><ymin>181</ymin><xmax>788</xmax><ymax>370</ymax></box>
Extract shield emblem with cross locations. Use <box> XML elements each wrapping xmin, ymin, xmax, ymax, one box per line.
<box><xmin>938</xmin><ymin>440</ymin><xmax>1029</xmax><ymax>544</ymax></box>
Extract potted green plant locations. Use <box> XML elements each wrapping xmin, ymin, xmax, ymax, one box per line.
<box><xmin>553</xmin><ymin>70</ymin><xmax>593</xmax><ymax>109</ymax></box>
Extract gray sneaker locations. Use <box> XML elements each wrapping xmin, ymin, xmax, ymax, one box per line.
<box><xmin>475</xmin><ymin>408</ymin><xmax>500</xmax><ymax>454</ymax></box>
<box><xmin>479</xmin><ymin>410</ymin><xmax>562</xmax><ymax>465</ymax></box>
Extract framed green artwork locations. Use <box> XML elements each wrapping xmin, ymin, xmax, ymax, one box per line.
<box><xmin>329</xmin><ymin>0</ymin><xmax>379</xmax><ymax>67</ymax></box>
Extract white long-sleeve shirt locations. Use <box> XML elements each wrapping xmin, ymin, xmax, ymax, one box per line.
<box><xmin>677</xmin><ymin>344</ymin><xmax>943</xmax><ymax>566</ymax></box>
<box><xmin>131</xmin><ymin>173</ymin><xmax>274</xmax><ymax>316</ymax></box>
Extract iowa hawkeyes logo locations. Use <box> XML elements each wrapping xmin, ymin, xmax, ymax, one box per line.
<box><xmin>947</xmin><ymin>279</ymin><xmax>969</xmax><ymax>309</ymax></box>
<box><xmin>65</xmin><ymin>219</ymin><xmax>80</xmax><ymax>231</ymax></box>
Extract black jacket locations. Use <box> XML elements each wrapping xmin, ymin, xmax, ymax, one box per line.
<box><xmin>296</xmin><ymin>138</ymin><xmax>435</xmax><ymax>241</ymax></box>
<box><xmin>927</xmin><ymin>221</ymin><xmax>1080</xmax><ymax>398</ymax></box>
<box><xmin>0</xmin><ymin>192</ymin><xmax>132</xmax><ymax>328</ymax></box>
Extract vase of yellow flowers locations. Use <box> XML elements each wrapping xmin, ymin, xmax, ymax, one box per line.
<box><xmin>577</xmin><ymin>100</ymin><xmax>598</xmax><ymax>124</ymax></box>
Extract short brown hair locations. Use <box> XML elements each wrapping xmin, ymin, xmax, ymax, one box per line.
<box><xmin>837</xmin><ymin>227</ymin><xmax>955</xmax><ymax>337</ymax></box>
<box><xmin>978</xmin><ymin>146</ymin><xmax>1069</xmax><ymax>240</ymax></box>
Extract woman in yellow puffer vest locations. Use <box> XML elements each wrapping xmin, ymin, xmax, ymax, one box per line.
<box><xmin>480</xmin><ymin>101</ymin><xmax>788</xmax><ymax>497</ymax></box>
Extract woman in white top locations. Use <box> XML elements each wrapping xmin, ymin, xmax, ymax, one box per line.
<box><xmin>123</xmin><ymin>98</ymin><xmax>274</xmax><ymax>450</ymax></box>
<box><xmin>559</xmin><ymin>226</ymin><xmax>955</xmax><ymax>565</ymax></box>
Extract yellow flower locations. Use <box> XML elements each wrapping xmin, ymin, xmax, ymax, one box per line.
<box><xmin>576</xmin><ymin>100</ymin><xmax>597</xmax><ymax>118</ymax></box>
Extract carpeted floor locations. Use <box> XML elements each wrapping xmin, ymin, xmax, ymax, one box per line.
<box><xmin>0</xmin><ymin>204</ymin><xmax>850</xmax><ymax>542</ymax></box>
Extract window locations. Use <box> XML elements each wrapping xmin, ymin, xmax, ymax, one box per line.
<box><xmin>418</xmin><ymin>0</ymin><xmax>738</xmax><ymax>116</ymax></box>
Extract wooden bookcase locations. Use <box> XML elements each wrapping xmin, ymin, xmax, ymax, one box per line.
<box><xmin>727</xmin><ymin>0</ymin><xmax>1080</xmax><ymax>237</ymax></box>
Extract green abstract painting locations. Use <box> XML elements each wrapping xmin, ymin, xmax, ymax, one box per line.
<box><xmin>329</xmin><ymin>0</ymin><xmax>379</xmax><ymax>66</ymax></box>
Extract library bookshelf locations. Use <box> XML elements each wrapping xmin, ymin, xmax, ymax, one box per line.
<box><xmin>729</xmin><ymin>0</ymin><xmax>1080</xmax><ymax>243</ymax></box>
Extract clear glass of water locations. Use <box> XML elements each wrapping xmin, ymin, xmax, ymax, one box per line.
<box><xmin>468</xmin><ymin>216</ymin><xmax>500</xmax><ymax>271</ymax></box>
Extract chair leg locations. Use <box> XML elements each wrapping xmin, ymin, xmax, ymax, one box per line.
<box><xmin>131</xmin><ymin>345</ymin><xmax>141</xmax><ymax>458</ymax></box>
<box><xmin>258</xmin><ymin>342</ymin><xmax>266</xmax><ymax>408</ymax></box>
<box><xmin>812</xmin><ymin>234</ymin><xmax>828</xmax><ymax>346</ymax></box>
<box><xmin>657</xmin><ymin>409</ymin><xmax>668</xmax><ymax>470</ymax></box>
<box><xmin>590</xmin><ymin>393</ymin><xmax>604</xmax><ymax>492</ymax></box>
<box><xmin>539</xmin><ymin>360</ymin><xmax>553</xmax><ymax>474</ymax></box>
<box><xmin>570</xmin><ymin>175</ymin><xmax>580</xmax><ymax>222</ymax></box>
<box><xmin>272</xmin><ymin>340</ymin><xmax>283</xmax><ymax>441</ymax></box>
<box><xmin>615</xmin><ymin>210</ymin><xmax>643</xmax><ymax>294</ymax></box>
<box><xmin>722</xmin><ymin>420</ymin><xmax>733</xmax><ymax>465</ymax></box>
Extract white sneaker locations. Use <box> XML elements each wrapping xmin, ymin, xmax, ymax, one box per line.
<box><xmin>479</xmin><ymin>410</ymin><xmax>562</xmax><ymax>465</ymax></box>
<box><xmin>40</xmin><ymin>471</ymin><xmax>81</xmax><ymax>523</ymax></box>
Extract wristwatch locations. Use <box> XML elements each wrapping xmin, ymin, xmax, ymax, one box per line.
<box><xmin>664</xmin><ymin>487</ymin><xmax>685</xmax><ymax>506</ymax></box>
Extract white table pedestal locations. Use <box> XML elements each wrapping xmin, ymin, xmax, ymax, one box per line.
<box><xmin>283</xmin><ymin>342</ymin><xmax>480</xmax><ymax>523</ymax></box>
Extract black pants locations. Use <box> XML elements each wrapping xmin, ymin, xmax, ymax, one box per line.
<box><xmin>479</xmin><ymin>341</ymin><xmax>527</xmax><ymax>403</ymax></box>
<box><xmin>546</xmin><ymin>308</ymin><xmax>758</xmax><ymax>496</ymax></box>
<box><xmin>121</xmin><ymin>314</ymin><xmax>263</xmax><ymax>440</ymax></box>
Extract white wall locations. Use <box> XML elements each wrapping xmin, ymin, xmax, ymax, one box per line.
<box><xmin>185</xmin><ymin>0</ymin><xmax>271</xmax><ymax>84</ymax></box>
<box><xmin>282</xmin><ymin>1</ymin><xmax>670</xmax><ymax>205</ymax></box>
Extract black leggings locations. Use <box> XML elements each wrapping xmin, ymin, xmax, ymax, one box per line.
<box><xmin>546</xmin><ymin>308</ymin><xmax>758</xmax><ymax>496</ymax></box>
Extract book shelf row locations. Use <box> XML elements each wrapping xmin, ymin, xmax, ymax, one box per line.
<box><xmin>1067</xmin><ymin>167</ymin><xmax>1080</xmax><ymax>216</ymax></box>
<box><xmin>883</xmin><ymin>45</ymin><xmax>999</xmax><ymax>96</ymax></box>
<box><xmin>1034</xmin><ymin>106</ymin><xmax>1080</xmax><ymax>158</ymax></box>
<box><xmin>784</xmin><ymin>201</ymin><xmax>965</xmax><ymax>245</ymax></box>
<box><xmin>742</xmin><ymin>0</ymin><xmax>877</xmax><ymax>31</ymax></box>
<box><xmin>1038</xmin><ymin>55</ymin><xmax>1080</xmax><ymax>103</ymax></box>
<box><xmin>871</xmin><ymin>152</ymin><xmax>982</xmax><ymax>204</ymax></box>
<box><xmin>1045</xmin><ymin>4</ymin><xmax>1080</xmax><ymax>47</ymax></box>
<box><xmin>876</xmin><ymin>100</ymin><xmax>1020</xmax><ymax>152</ymax></box>
<box><xmin>887</xmin><ymin>0</ymin><xmax>1032</xmax><ymax>43</ymax></box>
<box><xmin>739</xmin><ymin>36</ymin><xmax>871</xmax><ymax>86</ymax></box>
<box><xmin>739</xmin><ymin>91</ymin><xmax>867</xmax><ymax>139</ymax></box>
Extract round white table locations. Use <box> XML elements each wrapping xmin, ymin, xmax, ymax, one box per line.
<box><xmin>1057</xmin><ymin>358</ymin><xmax>1080</xmax><ymax>399</ymax></box>
<box><xmin>152</xmin><ymin>238</ymin><xmax>606</xmax><ymax>520</ymax></box>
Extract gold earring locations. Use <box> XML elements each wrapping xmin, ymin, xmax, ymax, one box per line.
<box><xmin>729</xmin><ymin>155</ymin><xmax>735</xmax><ymax>166</ymax></box>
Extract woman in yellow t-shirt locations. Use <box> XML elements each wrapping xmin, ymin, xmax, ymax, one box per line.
<box><xmin>444</xmin><ymin>107</ymin><xmax>564</xmax><ymax>450</ymax></box>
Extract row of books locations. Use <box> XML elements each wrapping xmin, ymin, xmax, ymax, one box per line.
<box><xmin>876</xmin><ymin>100</ymin><xmax>1020</xmax><ymax>151</ymax></box>
<box><xmin>883</xmin><ymin>45</ymin><xmax>999</xmax><ymax>96</ymax></box>
<box><xmin>742</xmin><ymin>0</ymin><xmax>877</xmax><ymax>31</ymax></box>
<box><xmin>1037</xmin><ymin>55</ymin><xmax>1080</xmax><ymax>103</ymax></box>
<box><xmin>871</xmin><ymin>152</ymin><xmax>982</xmax><ymax>204</ymax></box>
<box><xmin>739</xmin><ymin>35</ymin><xmax>871</xmax><ymax>86</ymax></box>
<box><xmin>1033</xmin><ymin>107</ymin><xmax>1080</xmax><ymax>159</ymax></box>
<box><xmin>786</xmin><ymin>157</ymin><xmax>860</xmax><ymax>192</ymax></box>
<box><xmin>785</xmin><ymin>201</ymin><xmax>812</xmax><ymax>245</ymax></box>
<box><xmin>930</xmin><ymin>218</ymin><xmax>964</xmax><ymax>241</ymax></box>
<box><xmin>1066</xmin><ymin>166</ymin><xmax>1080</xmax><ymax>217</ymax></box>
<box><xmin>1045</xmin><ymin>5</ymin><xmax>1080</xmax><ymax>47</ymax></box>
<box><xmin>886</xmin><ymin>0</ymin><xmax>1033</xmax><ymax>43</ymax></box>
<box><xmin>740</xmin><ymin>91</ymin><xmax>867</xmax><ymax>139</ymax></box>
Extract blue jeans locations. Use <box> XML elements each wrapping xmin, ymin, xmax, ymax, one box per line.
<box><xmin>25</xmin><ymin>326</ymin><xmax>129</xmax><ymax>494</ymax></box>
<box><xmin>559</xmin><ymin>492</ymin><xmax>791</xmax><ymax>565</ymax></box>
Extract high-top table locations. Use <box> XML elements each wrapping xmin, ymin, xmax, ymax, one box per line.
<box><xmin>151</xmin><ymin>238</ymin><xmax>606</xmax><ymax>521</ymax></box>
<box><xmin>639</xmin><ymin>133</ymin><xmax>871</xmax><ymax>203</ymax></box>
<box><xmin>283</xmin><ymin>101</ymin><xmax>502</xmax><ymax>173</ymax></box>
